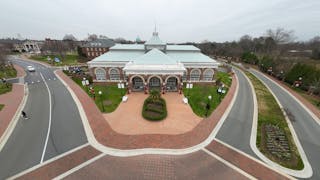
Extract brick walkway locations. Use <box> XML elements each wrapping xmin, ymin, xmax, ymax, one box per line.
<box><xmin>16</xmin><ymin>145</ymin><xmax>101</xmax><ymax>180</ymax></box>
<box><xmin>64</xmin><ymin>151</ymin><xmax>249</xmax><ymax>180</ymax></box>
<box><xmin>0</xmin><ymin>84</ymin><xmax>24</xmax><ymax>139</ymax></box>
<box><xmin>104</xmin><ymin>92</ymin><xmax>202</xmax><ymax>135</ymax></box>
<box><xmin>0</xmin><ymin>64</ymin><xmax>26</xmax><ymax>139</ymax></box>
<box><xmin>206</xmin><ymin>140</ymin><xmax>290</xmax><ymax>180</ymax></box>
<box><xmin>57</xmin><ymin>70</ymin><xmax>238</xmax><ymax>149</ymax></box>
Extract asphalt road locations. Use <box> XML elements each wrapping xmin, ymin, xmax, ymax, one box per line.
<box><xmin>0</xmin><ymin>58</ymin><xmax>87</xmax><ymax>179</ymax></box>
<box><xmin>251</xmin><ymin>69</ymin><xmax>320</xmax><ymax>180</ymax></box>
<box><xmin>215</xmin><ymin>68</ymin><xmax>258</xmax><ymax>158</ymax></box>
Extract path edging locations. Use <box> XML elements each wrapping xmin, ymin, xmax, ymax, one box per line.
<box><xmin>0</xmin><ymin>84</ymin><xmax>28</xmax><ymax>151</ymax></box>
<box><xmin>238</xmin><ymin>67</ymin><xmax>312</xmax><ymax>178</ymax></box>
<box><xmin>54</xmin><ymin>70</ymin><xmax>240</xmax><ymax>156</ymax></box>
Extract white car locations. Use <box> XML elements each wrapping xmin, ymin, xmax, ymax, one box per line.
<box><xmin>27</xmin><ymin>65</ymin><xmax>35</xmax><ymax>72</ymax></box>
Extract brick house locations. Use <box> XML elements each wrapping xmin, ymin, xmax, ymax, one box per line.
<box><xmin>81</xmin><ymin>39</ymin><xmax>115</xmax><ymax>59</ymax></box>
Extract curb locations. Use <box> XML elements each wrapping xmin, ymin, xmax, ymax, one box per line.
<box><xmin>238</xmin><ymin>67</ymin><xmax>312</xmax><ymax>178</ymax></box>
<box><xmin>0</xmin><ymin>84</ymin><xmax>29</xmax><ymax>151</ymax></box>
<box><xmin>54</xmin><ymin>70</ymin><xmax>240</xmax><ymax>156</ymax></box>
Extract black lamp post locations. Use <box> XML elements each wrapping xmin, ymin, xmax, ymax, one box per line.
<box><xmin>98</xmin><ymin>90</ymin><xmax>104</xmax><ymax>112</ymax></box>
<box><xmin>205</xmin><ymin>95</ymin><xmax>212</xmax><ymax>117</ymax></box>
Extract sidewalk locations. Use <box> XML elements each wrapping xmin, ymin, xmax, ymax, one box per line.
<box><xmin>206</xmin><ymin>140</ymin><xmax>290</xmax><ymax>180</ymax></box>
<box><xmin>57</xmin><ymin>70</ymin><xmax>238</xmax><ymax>149</ymax></box>
<box><xmin>0</xmin><ymin>64</ymin><xmax>26</xmax><ymax>140</ymax></box>
<box><xmin>0</xmin><ymin>84</ymin><xmax>24</xmax><ymax>139</ymax></box>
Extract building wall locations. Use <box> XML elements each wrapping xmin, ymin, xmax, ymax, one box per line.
<box><xmin>82</xmin><ymin>47</ymin><xmax>110</xmax><ymax>60</ymax></box>
<box><xmin>90</xmin><ymin>66</ymin><xmax>216</xmax><ymax>83</ymax></box>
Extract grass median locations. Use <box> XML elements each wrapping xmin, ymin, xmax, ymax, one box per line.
<box><xmin>246</xmin><ymin>71</ymin><xmax>304</xmax><ymax>170</ymax></box>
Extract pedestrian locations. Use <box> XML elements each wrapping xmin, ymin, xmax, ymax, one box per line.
<box><xmin>21</xmin><ymin>111</ymin><xmax>28</xmax><ymax>119</ymax></box>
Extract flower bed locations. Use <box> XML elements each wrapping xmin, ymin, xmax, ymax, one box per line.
<box><xmin>142</xmin><ymin>90</ymin><xmax>167</xmax><ymax>121</ymax></box>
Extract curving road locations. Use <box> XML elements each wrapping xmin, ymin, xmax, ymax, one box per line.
<box><xmin>0</xmin><ymin>57</ymin><xmax>87</xmax><ymax>179</ymax></box>
<box><xmin>251</xmin><ymin>69</ymin><xmax>320</xmax><ymax>180</ymax></box>
<box><xmin>216</xmin><ymin>68</ymin><xmax>258</xmax><ymax>159</ymax></box>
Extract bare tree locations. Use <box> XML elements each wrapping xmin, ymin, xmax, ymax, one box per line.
<box><xmin>265</xmin><ymin>28</ymin><xmax>295</xmax><ymax>44</ymax></box>
<box><xmin>239</xmin><ymin>35</ymin><xmax>253</xmax><ymax>52</ymax></box>
<box><xmin>87</xmin><ymin>34</ymin><xmax>98</xmax><ymax>41</ymax></box>
<box><xmin>63</xmin><ymin>34</ymin><xmax>77</xmax><ymax>41</ymax></box>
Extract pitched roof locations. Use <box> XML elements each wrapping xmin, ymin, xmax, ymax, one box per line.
<box><xmin>82</xmin><ymin>39</ymin><xmax>115</xmax><ymax>48</ymax></box>
<box><xmin>145</xmin><ymin>32</ymin><xmax>166</xmax><ymax>45</ymax></box>
<box><xmin>133</xmin><ymin>48</ymin><xmax>176</xmax><ymax>64</ymax></box>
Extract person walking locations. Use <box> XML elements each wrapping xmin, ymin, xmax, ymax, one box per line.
<box><xmin>21</xmin><ymin>111</ymin><xmax>28</xmax><ymax>119</ymax></box>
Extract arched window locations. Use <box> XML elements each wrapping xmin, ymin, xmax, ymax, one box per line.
<box><xmin>203</xmin><ymin>69</ymin><xmax>214</xmax><ymax>81</ymax></box>
<box><xmin>95</xmin><ymin>68</ymin><xmax>106</xmax><ymax>80</ymax></box>
<box><xmin>190</xmin><ymin>69</ymin><xmax>201</xmax><ymax>81</ymax></box>
<box><xmin>109</xmin><ymin>68</ymin><xmax>120</xmax><ymax>81</ymax></box>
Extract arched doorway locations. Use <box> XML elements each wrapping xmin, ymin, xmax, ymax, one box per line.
<box><xmin>149</xmin><ymin>76</ymin><xmax>161</xmax><ymax>91</ymax></box>
<box><xmin>166</xmin><ymin>76</ymin><xmax>178</xmax><ymax>92</ymax></box>
<box><xmin>132</xmin><ymin>76</ymin><xmax>144</xmax><ymax>91</ymax></box>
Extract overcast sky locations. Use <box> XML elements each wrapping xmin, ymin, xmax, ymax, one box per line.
<box><xmin>0</xmin><ymin>0</ymin><xmax>319</xmax><ymax>43</ymax></box>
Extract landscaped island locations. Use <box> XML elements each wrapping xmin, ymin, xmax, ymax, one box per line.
<box><xmin>142</xmin><ymin>90</ymin><xmax>167</xmax><ymax>121</ymax></box>
<box><xmin>246</xmin><ymin>72</ymin><xmax>303</xmax><ymax>170</ymax></box>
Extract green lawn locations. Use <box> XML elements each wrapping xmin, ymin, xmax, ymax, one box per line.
<box><xmin>30</xmin><ymin>54</ymin><xmax>80</xmax><ymax>66</ymax></box>
<box><xmin>0</xmin><ymin>65</ymin><xmax>17</xmax><ymax>79</ymax></box>
<box><xmin>182</xmin><ymin>71</ymin><xmax>231</xmax><ymax>117</ymax></box>
<box><xmin>0</xmin><ymin>104</ymin><xmax>4</xmax><ymax>111</ymax></box>
<box><xmin>216</xmin><ymin>71</ymin><xmax>232</xmax><ymax>87</ymax></box>
<box><xmin>0</xmin><ymin>83</ymin><xmax>12</xmax><ymax>95</ymax></box>
<box><xmin>71</xmin><ymin>76</ymin><xmax>125</xmax><ymax>113</ymax></box>
<box><xmin>246</xmin><ymin>72</ymin><xmax>304</xmax><ymax>170</ymax></box>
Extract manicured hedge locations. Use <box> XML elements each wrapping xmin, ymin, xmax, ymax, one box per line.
<box><xmin>142</xmin><ymin>97</ymin><xmax>167</xmax><ymax>121</ymax></box>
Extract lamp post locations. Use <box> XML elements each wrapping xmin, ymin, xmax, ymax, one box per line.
<box><xmin>98</xmin><ymin>91</ymin><xmax>104</xmax><ymax>112</ymax></box>
<box><xmin>217</xmin><ymin>84</ymin><xmax>226</xmax><ymax>102</ymax></box>
<box><xmin>206</xmin><ymin>95</ymin><xmax>212</xmax><ymax>117</ymax></box>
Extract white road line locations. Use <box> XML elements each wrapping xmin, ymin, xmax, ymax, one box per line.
<box><xmin>9</xmin><ymin>143</ymin><xmax>90</xmax><ymax>179</ymax></box>
<box><xmin>53</xmin><ymin>153</ymin><xmax>105</xmax><ymax>180</ymax></box>
<box><xmin>40</xmin><ymin>72</ymin><xmax>52</xmax><ymax>163</ymax></box>
<box><xmin>202</xmin><ymin>148</ymin><xmax>257</xmax><ymax>180</ymax></box>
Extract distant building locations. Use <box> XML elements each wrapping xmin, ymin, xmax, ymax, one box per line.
<box><xmin>81</xmin><ymin>39</ymin><xmax>115</xmax><ymax>59</ymax></box>
<box><xmin>14</xmin><ymin>40</ymin><xmax>41</xmax><ymax>54</ymax></box>
<box><xmin>88</xmin><ymin>30</ymin><xmax>220</xmax><ymax>92</ymax></box>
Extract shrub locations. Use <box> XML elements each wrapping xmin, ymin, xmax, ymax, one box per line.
<box><xmin>142</xmin><ymin>97</ymin><xmax>167</xmax><ymax>121</ymax></box>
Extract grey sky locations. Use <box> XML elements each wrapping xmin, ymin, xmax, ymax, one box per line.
<box><xmin>0</xmin><ymin>0</ymin><xmax>319</xmax><ymax>43</ymax></box>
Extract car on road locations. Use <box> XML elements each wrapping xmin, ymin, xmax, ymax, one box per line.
<box><xmin>27</xmin><ymin>65</ymin><xmax>35</xmax><ymax>72</ymax></box>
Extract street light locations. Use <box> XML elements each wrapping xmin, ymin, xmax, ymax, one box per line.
<box><xmin>217</xmin><ymin>84</ymin><xmax>226</xmax><ymax>102</ymax></box>
<box><xmin>206</xmin><ymin>95</ymin><xmax>212</xmax><ymax>117</ymax></box>
<box><xmin>98</xmin><ymin>90</ymin><xmax>104</xmax><ymax>112</ymax></box>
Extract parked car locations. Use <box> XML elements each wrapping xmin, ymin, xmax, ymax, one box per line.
<box><xmin>27</xmin><ymin>65</ymin><xmax>35</xmax><ymax>72</ymax></box>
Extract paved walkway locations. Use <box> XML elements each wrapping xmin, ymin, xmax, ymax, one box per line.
<box><xmin>0</xmin><ymin>84</ymin><xmax>24</xmax><ymax>139</ymax></box>
<box><xmin>56</xmin><ymin>70</ymin><xmax>237</xmax><ymax>149</ymax></box>
<box><xmin>104</xmin><ymin>92</ymin><xmax>201</xmax><ymax>135</ymax></box>
<box><xmin>0</xmin><ymin>64</ymin><xmax>26</xmax><ymax>140</ymax></box>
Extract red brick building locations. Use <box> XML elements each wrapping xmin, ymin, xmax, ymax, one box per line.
<box><xmin>81</xmin><ymin>39</ymin><xmax>115</xmax><ymax>60</ymax></box>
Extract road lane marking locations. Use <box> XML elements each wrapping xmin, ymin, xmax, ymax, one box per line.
<box><xmin>9</xmin><ymin>143</ymin><xmax>90</xmax><ymax>179</ymax></box>
<box><xmin>202</xmin><ymin>148</ymin><xmax>257</xmax><ymax>180</ymax></box>
<box><xmin>40</xmin><ymin>72</ymin><xmax>52</xmax><ymax>163</ymax></box>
